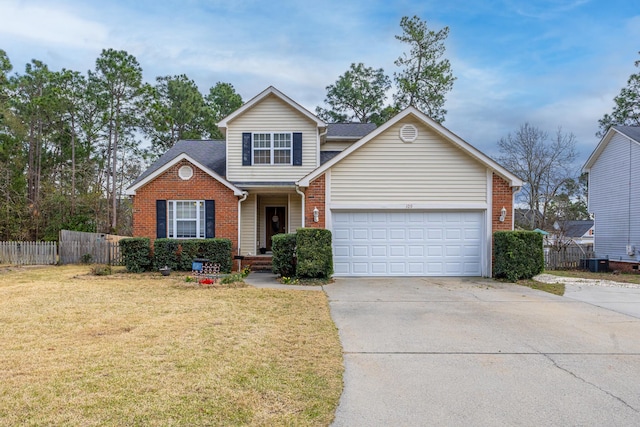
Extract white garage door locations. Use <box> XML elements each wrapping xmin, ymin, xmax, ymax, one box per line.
<box><xmin>332</xmin><ymin>211</ymin><xmax>484</xmax><ymax>276</ymax></box>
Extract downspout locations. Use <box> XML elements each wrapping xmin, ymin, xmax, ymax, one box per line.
<box><xmin>295</xmin><ymin>185</ymin><xmax>305</xmax><ymax>227</ymax></box>
<box><xmin>237</xmin><ymin>192</ymin><xmax>248</xmax><ymax>255</ymax></box>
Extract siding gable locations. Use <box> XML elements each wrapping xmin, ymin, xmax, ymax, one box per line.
<box><xmin>226</xmin><ymin>95</ymin><xmax>319</xmax><ymax>182</ymax></box>
<box><xmin>329</xmin><ymin>117</ymin><xmax>487</xmax><ymax>203</ymax></box>
<box><xmin>589</xmin><ymin>132</ymin><xmax>640</xmax><ymax>260</ymax></box>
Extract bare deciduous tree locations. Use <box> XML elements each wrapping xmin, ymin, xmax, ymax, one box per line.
<box><xmin>498</xmin><ymin>123</ymin><xmax>578</xmax><ymax>229</ymax></box>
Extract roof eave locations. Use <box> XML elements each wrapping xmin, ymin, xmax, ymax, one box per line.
<box><xmin>126</xmin><ymin>153</ymin><xmax>244</xmax><ymax>196</ymax></box>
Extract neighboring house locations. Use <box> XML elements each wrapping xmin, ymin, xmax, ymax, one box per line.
<box><xmin>583</xmin><ymin>125</ymin><xmax>640</xmax><ymax>271</ymax></box>
<box><xmin>544</xmin><ymin>220</ymin><xmax>594</xmax><ymax>248</ymax></box>
<box><xmin>127</xmin><ymin>86</ymin><xmax>523</xmax><ymax>277</ymax></box>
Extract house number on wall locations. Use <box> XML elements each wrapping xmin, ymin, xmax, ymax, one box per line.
<box><xmin>406</xmin><ymin>204</ymin><xmax>413</xmax><ymax>209</ymax></box>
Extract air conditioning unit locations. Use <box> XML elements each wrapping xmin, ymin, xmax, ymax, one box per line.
<box><xmin>627</xmin><ymin>244</ymin><xmax>635</xmax><ymax>256</ymax></box>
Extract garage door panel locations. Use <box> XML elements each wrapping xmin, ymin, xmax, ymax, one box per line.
<box><xmin>332</xmin><ymin>211</ymin><xmax>484</xmax><ymax>277</ymax></box>
<box><xmin>352</xmin><ymin>245</ymin><xmax>368</xmax><ymax>257</ymax></box>
<box><xmin>371</xmin><ymin>245</ymin><xmax>387</xmax><ymax>257</ymax></box>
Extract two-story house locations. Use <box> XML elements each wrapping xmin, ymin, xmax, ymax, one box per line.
<box><xmin>127</xmin><ymin>86</ymin><xmax>522</xmax><ymax>277</ymax></box>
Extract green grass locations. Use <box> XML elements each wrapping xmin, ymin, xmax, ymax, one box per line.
<box><xmin>0</xmin><ymin>266</ymin><xmax>343</xmax><ymax>426</ymax></box>
<box><xmin>516</xmin><ymin>278</ymin><xmax>565</xmax><ymax>296</ymax></box>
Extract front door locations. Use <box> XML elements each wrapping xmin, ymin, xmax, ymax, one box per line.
<box><xmin>265</xmin><ymin>206</ymin><xmax>286</xmax><ymax>251</ymax></box>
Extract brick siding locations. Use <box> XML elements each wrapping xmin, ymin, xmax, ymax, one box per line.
<box><xmin>304</xmin><ymin>174</ymin><xmax>325</xmax><ymax>228</ymax></box>
<box><xmin>131</xmin><ymin>160</ymin><xmax>238</xmax><ymax>253</ymax></box>
<box><xmin>492</xmin><ymin>173</ymin><xmax>514</xmax><ymax>233</ymax></box>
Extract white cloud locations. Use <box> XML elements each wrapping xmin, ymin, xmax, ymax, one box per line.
<box><xmin>0</xmin><ymin>0</ymin><xmax>108</xmax><ymax>49</ymax></box>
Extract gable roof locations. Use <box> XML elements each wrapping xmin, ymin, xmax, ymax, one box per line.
<box><xmin>126</xmin><ymin>140</ymin><xmax>244</xmax><ymax>196</ymax></box>
<box><xmin>583</xmin><ymin>125</ymin><xmax>640</xmax><ymax>171</ymax></box>
<box><xmin>326</xmin><ymin>123</ymin><xmax>377</xmax><ymax>140</ymax></box>
<box><xmin>557</xmin><ymin>220</ymin><xmax>594</xmax><ymax>238</ymax></box>
<box><xmin>298</xmin><ymin>106</ymin><xmax>523</xmax><ymax>187</ymax></box>
<box><xmin>217</xmin><ymin>86</ymin><xmax>326</xmax><ymax>129</ymax></box>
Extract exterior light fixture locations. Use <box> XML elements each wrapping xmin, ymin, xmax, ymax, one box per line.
<box><xmin>313</xmin><ymin>207</ymin><xmax>319</xmax><ymax>223</ymax></box>
<box><xmin>499</xmin><ymin>207</ymin><xmax>507</xmax><ymax>223</ymax></box>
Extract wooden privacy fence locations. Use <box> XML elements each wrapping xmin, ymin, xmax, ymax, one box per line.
<box><xmin>545</xmin><ymin>245</ymin><xmax>594</xmax><ymax>270</ymax></box>
<box><xmin>59</xmin><ymin>241</ymin><xmax>122</xmax><ymax>265</ymax></box>
<box><xmin>58</xmin><ymin>230</ymin><xmax>127</xmax><ymax>265</ymax></box>
<box><xmin>0</xmin><ymin>241</ymin><xmax>57</xmax><ymax>265</ymax></box>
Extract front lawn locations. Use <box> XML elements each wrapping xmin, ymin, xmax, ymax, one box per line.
<box><xmin>0</xmin><ymin>266</ymin><xmax>343</xmax><ymax>426</ymax></box>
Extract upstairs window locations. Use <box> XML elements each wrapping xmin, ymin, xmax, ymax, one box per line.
<box><xmin>252</xmin><ymin>132</ymin><xmax>292</xmax><ymax>165</ymax></box>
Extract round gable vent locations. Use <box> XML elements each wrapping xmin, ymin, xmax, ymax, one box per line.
<box><xmin>178</xmin><ymin>165</ymin><xmax>194</xmax><ymax>180</ymax></box>
<box><xmin>400</xmin><ymin>124</ymin><xmax>418</xmax><ymax>142</ymax></box>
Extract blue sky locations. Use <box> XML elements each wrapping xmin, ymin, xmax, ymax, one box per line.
<box><xmin>1</xmin><ymin>0</ymin><xmax>638</xmax><ymax>165</ymax></box>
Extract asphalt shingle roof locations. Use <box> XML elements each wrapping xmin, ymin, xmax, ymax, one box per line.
<box><xmin>326</xmin><ymin>123</ymin><xmax>376</xmax><ymax>138</ymax></box>
<box><xmin>614</xmin><ymin>125</ymin><xmax>640</xmax><ymax>142</ymax></box>
<box><xmin>558</xmin><ymin>220</ymin><xmax>594</xmax><ymax>238</ymax></box>
<box><xmin>129</xmin><ymin>140</ymin><xmax>226</xmax><ymax>188</ymax></box>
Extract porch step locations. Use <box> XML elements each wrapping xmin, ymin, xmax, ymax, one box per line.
<box><xmin>242</xmin><ymin>256</ymin><xmax>273</xmax><ymax>273</ymax></box>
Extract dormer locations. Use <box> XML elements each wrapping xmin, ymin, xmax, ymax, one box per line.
<box><xmin>218</xmin><ymin>86</ymin><xmax>326</xmax><ymax>183</ymax></box>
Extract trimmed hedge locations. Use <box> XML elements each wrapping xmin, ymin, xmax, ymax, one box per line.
<box><xmin>169</xmin><ymin>238</ymin><xmax>233</xmax><ymax>273</ymax></box>
<box><xmin>153</xmin><ymin>238</ymin><xmax>180</xmax><ymax>271</ymax></box>
<box><xmin>272</xmin><ymin>233</ymin><xmax>297</xmax><ymax>277</ymax></box>
<box><xmin>296</xmin><ymin>228</ymin><xmax>333</xmax><ymax>279</ymax></box>
<box><xmin>119</xmin><ymin>238</ymin><xmax>151</xmax><ymax>273</ymax></box>
<box><xmin>493</xmin><ymin>231</ymin><xmax>544</xmax><ymax>282</ymax></box>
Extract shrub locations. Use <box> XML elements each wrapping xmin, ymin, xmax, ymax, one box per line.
<box><xmin>119</xmin><ymin>238</ymin><xmax>151</xmax><ymax>273</ymax></box>
<box><xmin>90</xmin><ymin>264</ymin><xmax>112</xmax><ymax>276</ymax></box>
<box><xmin>272</xmin><ymin>233</ymin><xmax>297</xmax><ymax>277</ymax></box>
<box><xmin>220</xmin><ymin>273</ymin><xmax>244</xmax><ymax>284</ymax></box>
<box><xmin>296</xmin><ymin>228</ymin><xmax>333</xmax><ymax>279</ymax></box>
<box><xmin>199</xmin><ymin>238</ymin><xmax>233</xmax><ymax>273</ymax></box>
<box><xmin>175</xmin><ymin>238</ymin><xmax>233</xmax><ymax>273</ymax></box>
<box><xmin>493</xmin><ymin>231</ymin><xmax>544</xmax><ymax>282</ymax></box>
<box><xmin>153</xmin><ymin>239</ymin><xmax>180</xmax><ymax>271</ymax></box>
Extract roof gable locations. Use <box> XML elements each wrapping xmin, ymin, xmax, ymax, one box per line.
<box><xmin>584</xmin><ymin>125</ymin><xmax>640</xmax><ymax>171</ymax></box>
<box><xmin>218</xmin><ymin>86</ymin><xmax>326</xmax><ymax>129</ymax></box>
<box><xmin>299</xmin><ymin>107</ymin><xmax>523</xmax><ymax>187</ymax></box>
<box><xmin>126</xmin><ymin>140</ymin><xmax>243</xmax><ymax>196</ymax></box>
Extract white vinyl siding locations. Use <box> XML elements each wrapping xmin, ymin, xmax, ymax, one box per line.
<box><xmin>589</xmin><ymin>133</ymin><xmax>640</xmax><ymax>261</ymax></box>
<box><xmin>240</xmin><ymin>194</ymin><xmax>257</xmax><ymax>255</ymax></box>
<box><xmin>289</xmin><ymin>194</ymin><xmax>303</xmax><ymax>231</ymax></box>
<box><xmin>329</xmin><ymin>118</ymin><xmax>487</xmax><ymax>203</ymax></box>
<box><xmin>227</xmin><ymin>95</ymin><xmax>318</xmax><ymax>181</ymax></box>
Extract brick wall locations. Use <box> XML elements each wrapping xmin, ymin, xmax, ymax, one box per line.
<box><xmin>131</xmin><ymin>160</ymin><xmax>238</xmax><ymax>253</ymax></box>
<box><xmin>492</xmin><ymin>173</ymin><xmax>513</xmax><ymax>233</ymax></box>
<box><xmin>304</xmin><ymin>174</ymin><xmax>325</xmax><ymax>228</ymax></box>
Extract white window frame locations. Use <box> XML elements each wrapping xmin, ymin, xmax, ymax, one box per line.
<box><xmin>168</xmin><ymin>200</ymin><xmax>205</xmax><ymax>239</ymax></box>
<box><xmin>252</xmin><ymin>132</ymin><xmax>292</xmax><ymax>165</ymax></box>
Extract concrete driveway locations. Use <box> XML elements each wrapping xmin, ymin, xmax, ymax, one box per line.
<box><xmin>324</xmin><ymin>277</ymin><xmax>640</xmax><ymax>426</ymax></box>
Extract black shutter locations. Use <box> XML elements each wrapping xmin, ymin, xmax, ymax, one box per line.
<box><xmin>156</xmin><ymin>200</ymin><xmax>167</xmax><ymax>238</ymax></box>
<box><xmin>293</xmin><ymin>132</ymin><xmax>302</xmax><ymax>166</ymax></box>
<box><xmin>242</xmin><ymin>133</ymin><xmax>252</xmax><ymax>165</ymax></box>
<box><xmin>205</xmin><ymin>200</ymin><xmax>215</xmax><ymax>238</ymax></box>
